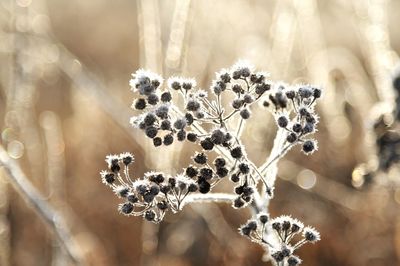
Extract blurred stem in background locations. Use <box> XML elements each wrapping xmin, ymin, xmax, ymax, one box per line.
<box><xmin>0</xmin><ymin>145</ymin><xmax>83</xmax><ymax>265</ymax></box>
<box><xmin>137</xmin><ymin>0</ymin><xmax>163</xmax><ymax>264</ymax></box>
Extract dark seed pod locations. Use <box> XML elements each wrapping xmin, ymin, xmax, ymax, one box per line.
<box><xmin>200</xmin><ymin>138</ymin><xmax>214</xmax><ymax>150</ymax></box>
<box><xmin>161</xmin><ymin>91</ymin><xmax>172</xmax><ymax>102</ymax></box>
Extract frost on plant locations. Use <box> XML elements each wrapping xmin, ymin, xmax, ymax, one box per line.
<box><xmin>100</xmin><ymin>61</ymin><xmax>322</xmax><ymax>263</ymax></box>
<box><xmin>240</xmin><ymin>215</ymin><xmax>321</xmax><ymax>265</ymax></box>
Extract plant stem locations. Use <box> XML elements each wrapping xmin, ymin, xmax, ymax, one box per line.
<box><xmin>0</xmin><ymin>146</ymin><xmax>83</xmax><ymax>265</ymax></box>
<box><xmin>183</xmin><ymin>193</ymin><xmax>236</xmax><ymax>205</ymax></box>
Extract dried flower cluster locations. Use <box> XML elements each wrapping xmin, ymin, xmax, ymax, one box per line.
<box><xmin>100</xmin><ymin>153</ymin><xmax>199</xmax><ymax>223</ymax></box>
<box><xmin>100</xmin><ymin>61</ymin><xmax>322</xmax><ymax>264</ymax></box>
<box><xmin>240</xmin><ymin>215</ymin><xmax>320</xmax><ymax>265</ymax></box>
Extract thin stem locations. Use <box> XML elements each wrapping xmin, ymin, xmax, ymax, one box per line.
<box><xmin>259</xmin><ymin>143</ymin><xmax>293</xmax><ymax>174</ymax></box>
<box><xmin>203</xmin><ymin>98</ymin><xmax>219</xmax><ymax>115</ymax></box>
<box><xmin>293</xmin><ymin>239</ymin><xmax>307</xmax><ymax>250</ymax></box>
<box><xmin>183</xmin><ymin>193</ymin><xmax>236</xmax><ymax>206</ymax></box>
<box><xmin>0</xmin><ymin>146</ymin><xmax>83</xmax><ymax>265</ymax></box>
<box><xmin>236</xmin><ymin>118</ymin><xmax>245</xmax><ymax>140</ymax></box>
<box><xmin>223</xmin><ymin>109</ymin><xmax>239</xmax><ymax>121</ymax></box>
<box><xmin>124</xmin><ymin>166</ymin><xmax>134</xmax><ymax>184</ymax></box>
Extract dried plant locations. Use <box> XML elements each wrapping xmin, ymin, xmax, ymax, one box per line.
<box><xmin>353</xmin><ymin>63</ymin><xmax>400</xmax><ymax>188</ymax></box>
<box><xmin>100</xmin><ymin>61</ymin><xmax>322</xmax><ymax>264</ymax></box>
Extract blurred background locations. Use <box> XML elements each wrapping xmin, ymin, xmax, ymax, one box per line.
<box><xmin>0</xmin><ymin>0</ymin><xmax>400</xmax><ymax>265</ymax></box>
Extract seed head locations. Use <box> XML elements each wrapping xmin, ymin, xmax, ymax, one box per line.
<box><xmin>160</xmin><ymin>184</ymin><xmax>171</xmax><ymax>194</ymax></box>
<box><xmin>185</xmin><ymin>165</ymin><xmax>198</xmax><ymax>177</ymax></box>
<box><xmin>216</xmin><ymin>167</ymin><xmax>228</xmax><ymax>178</ymax></box>
<box><xmin>243</xmin><ymin>94</ymin><xmax>254</xmax><ymax>103</ymax></box>
<box><xmin>144</xmin><ymin>210</ymin><xmax>156</xmax><ymax>221</ymax></box>
<box><xmin>258</xmin><ymin>213</ymin><xmax>269</xmax><ymax>224</ymax></box>
<box><xmin>213</xmin><ymin>83</ymin><xmax>223</xmax><ymax>95</ymax></box>
<box><xmin>187</xmin><ymin>132</ymin><xmax>198</xmax><ymax>142</ymax></box>
<box><xmin>232</xmin><ymin>99</ymin><xmax>244</xmax><ymax>109</ymax></box>
<box><xmin>163</xmin><ymin>134</ymin><xmax>174</xmax><ymax>145</ymax></box>
<box><xmin>143</xmin><ymin>192</ymin><xmax>155</xmax><ymax>203</ymax></box>
<box><xmin>218</xmin><ymin>71</ymin><xmax>231</xmax><ymax>83</ymax></box>
<box><xmin>230</xmin><ymin>146</ymin><xmax>243</xmax><ymax>159</ymax></box>
<box><xmin>239</xmin><ymin>163</ymin><xmax>250</xmax><ymax>174</ymax></box>
<box><xmin>147</xmin><ymin>172</ymin><xmax>165</xmax><ymax>183</ymax></box>
<box><xmin>234</xmin><ymin>185</ymin><xmax>244</xmax><ymax>195</ymax></box>
<box><xmin>298</xmin><ymin>107</ymin><xmax>309</xmax><ymax>117</ymax></box>
<box><xmin>101</xmin><ymin>171</ymin><xmax>115</xmax><ymax>185</ymax></box>
<box><xmin>177</xmin><ymin>130</ymin><xmax>186</xmax><ymax>141</ymax></box>
<box><xmin>247</xmin><ymin>220</ymin><xmax>257</xmax><ymax>230</ymax></box>
<box><xmin>232</xmin><ymin>84</ymin><xmax>243</xmax><ymax>94</ymax></box>
<box><xmin>185</xmin><ymin>113</ymin><xmax>194</xmax><ymax>125</ymax></box>
<box><xmin>242</xmin><ymin>186</ymin><xmax>254</xmax><ymax>196</ymax></box>
<box><xmin>255</xmin><ymin>83</ymin><xmax>270</xmax><ymax>94</ymax></box>
<box><xmin>285</xmin><ymin>90</ymin><xmax>296</xmax><ymax>99</ymax></box>
<box><xmin>232</xmin><ymin>70</ymin><xmax>241</xmax><ymax>80</ymax></box>
<box><xmin>155</xmin><ymin>105</ymin><xmax>169</xmax><ymax>119</ymax></box>
<box><xmin>143</xmin><ymin>113</ymin><xmax>157</xmax><ymax>126</ymax></box>
<box><xmin>157</xmin><ymin>201</ymin><xmax>168</xmax><ymax>210</ymax></box>
<box><xmin>230</xmin><ymin>173</ymin><xmax>240</xmax><ymax>182</ymax></box>
<box><xmin>185</xmin><ymin>182</ymin><xmax>197</xmax><ymax>192</ymax></box>
<box><xmin>233</xmin><ymin>197</ymin><xmax>245</xmax><ymax>208</ymax></box>
<box><xmin>200</xmin><ymin>167</ymin><xmax>213</xmax><ymax>180</ymax></box>
<box><xmin>121</xmin><ymin>152</ymin><xmax>134</xmax><ymax>165</ymax></box>
<box><xmin>174</xmin><ymin>118</ymin><xmax>187</xmax><ymax>130</ymax></box>
<box><xmin>198</xmin><ymin>179</ymin><xmax>211</xmax><ymax>194</ymax></box>
<box><xmin>200</xmin><ymin>138</ymin><xmax>214</xmax><ymax>150</ymax></box>
<box><xmin>298</xmin><ymin>86</ymin><xmax>313</xmax><ymax>98</ymax></box>
<box><xmin>302</xmin><ymin>123</ymin><xmax>314</xmax><ymax>134</ymax></box>
<box><xmin>302</xmin><ymin>140</ymin><xmax>317</xmax><ymax>154</ymax></box>
<box><xmin>303</xmin><ymin>226</ymin><xmax>320</xmax><ymax>243</ymax></box>
<box><xmin>287</xmin><ymin>256</ymin><xmax>302</xmax><ymax>266</ymax></box>
<box><xmin>169</xmin><ymin>78</ymin><xmax>181</xmax><ymax>90</ymax></box>
<box><xmin>161</xmin><ymin>91</ymin><xmax>172</xmax><ymax>102</ymax></box>
<box><xmin>282</xmin><ymin>220</ymin><xmax>291</xmax><ymax>231</ymax></box>
<box><xmin>214</xmin><ymin>157</ymin><xmax>226</xmax><ymax>168</ymax></box>
<box><xmin>272</xmin><ymin>222</ymin><xmax>281</xmax><ymax>231</ymax></box>
<box><xmin>195</xmin><ymin>111</ymin><xmax>205</xmax><ymax>119</ymax></box>
<box><xmin>134</xmin><ymin>98</ymin><xmax>146</xmax><ymax>110</ymax></box>
<box><xmin>127</xmin><ymin>194</ymin><xmax>138</xmax><ymax>203</ymax></box>
<box><xmin>277</xmin><ymin>115</ymin><xmax>289</xmax><ymax>128</ymax></box>
<box><xmin>240</xmin><ymin>225</ymin><xmax>252</xmax><ymax>237</ymax></box>
<box><xmin>145</xmin><ymin>126</ymin><xmax>158</xmax><ymax>138</ymax></box>
<box><xmin>281</xmin><ymin>246</ymin><xmax>291</xmax><ymax>257</ymax></box>
<box><xmin>186</xmin><ymin>100</ymin><xmax>201</xmax><ymax>111</ymax></box>
<box><xmin>119</xmin><ymin>202</ymin><xmax>134</xmax><ymax>215</ymax></box>
<box><xmin>211</xmin><ymin>129</ymin><xmax>225</xmax><ymax>145</ymax></box>
<box><xmin>240</xmin><ymin>108</ymin><xmax>251</xmax><ymax>119</ymax></box>
<box><xmin>153</xmin><ymin>137</ymin><xmax>162</xmax><ymax>147</ymax></box>
<box><xmin>313</xmin><ymin>87</ymin><xmax>322</xmax><ymax>98</ymax></box>
<box><xmin>115</xmin><ymin>186</ymin><xmax>129</xmax><ymax>198</ymax></box>
<box><xmin>168</xmin><ymin>177</ymin><xmax>176</xmax><ymax>187</ymax></box>
<box><xmin>194</xmin><ymin>152</ymin><xmax>208</xmax><ymax>164</ymax></box>
<box><xmin>160</xmin><ymin>120</ymin><xmax>171</xmax><ymax>130</ymax></box>
<box><xmin>182</xmin><ymin>79</ymin><xmax>196</xmax><ymax>90</ymax></box>
<box><xmin>147</xmin><ymin>93</ymin><xmax>159</xmax><ymax>105</ymax></box>
<box><xmin>271</xmin><ymin>251</ymin><xmax>284</xmax><ymax>262</ymax></box>
<box><xmin>287</xmin><ymin>133</ymin><xmax>297</xmax><ymax>143</ymax></box>
<box><xmin>292</xmin><ymin>123</ymin><xmax>302</xmax><ymax>133</ymax></box>
<box><xmin>136</xmin><ymin>184</ymin><xmax>148</xmax><ymax>195</ymax></box>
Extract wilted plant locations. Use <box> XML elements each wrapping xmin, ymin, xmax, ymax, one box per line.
<box><xmin>353</xmin><ymin>64</ymin><xmax>400</xmax><ymax>188</ymax></box>
<box><xmin>100</xmin><ymin>61</ymin><xmax>322</xmax><ymax>265</ymax></box>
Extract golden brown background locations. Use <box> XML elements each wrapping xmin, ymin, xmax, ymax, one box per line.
<box><xmin>0</xmin><ymin>0</ymin><xmax>400</xmax><ymax>265</ymax></box>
